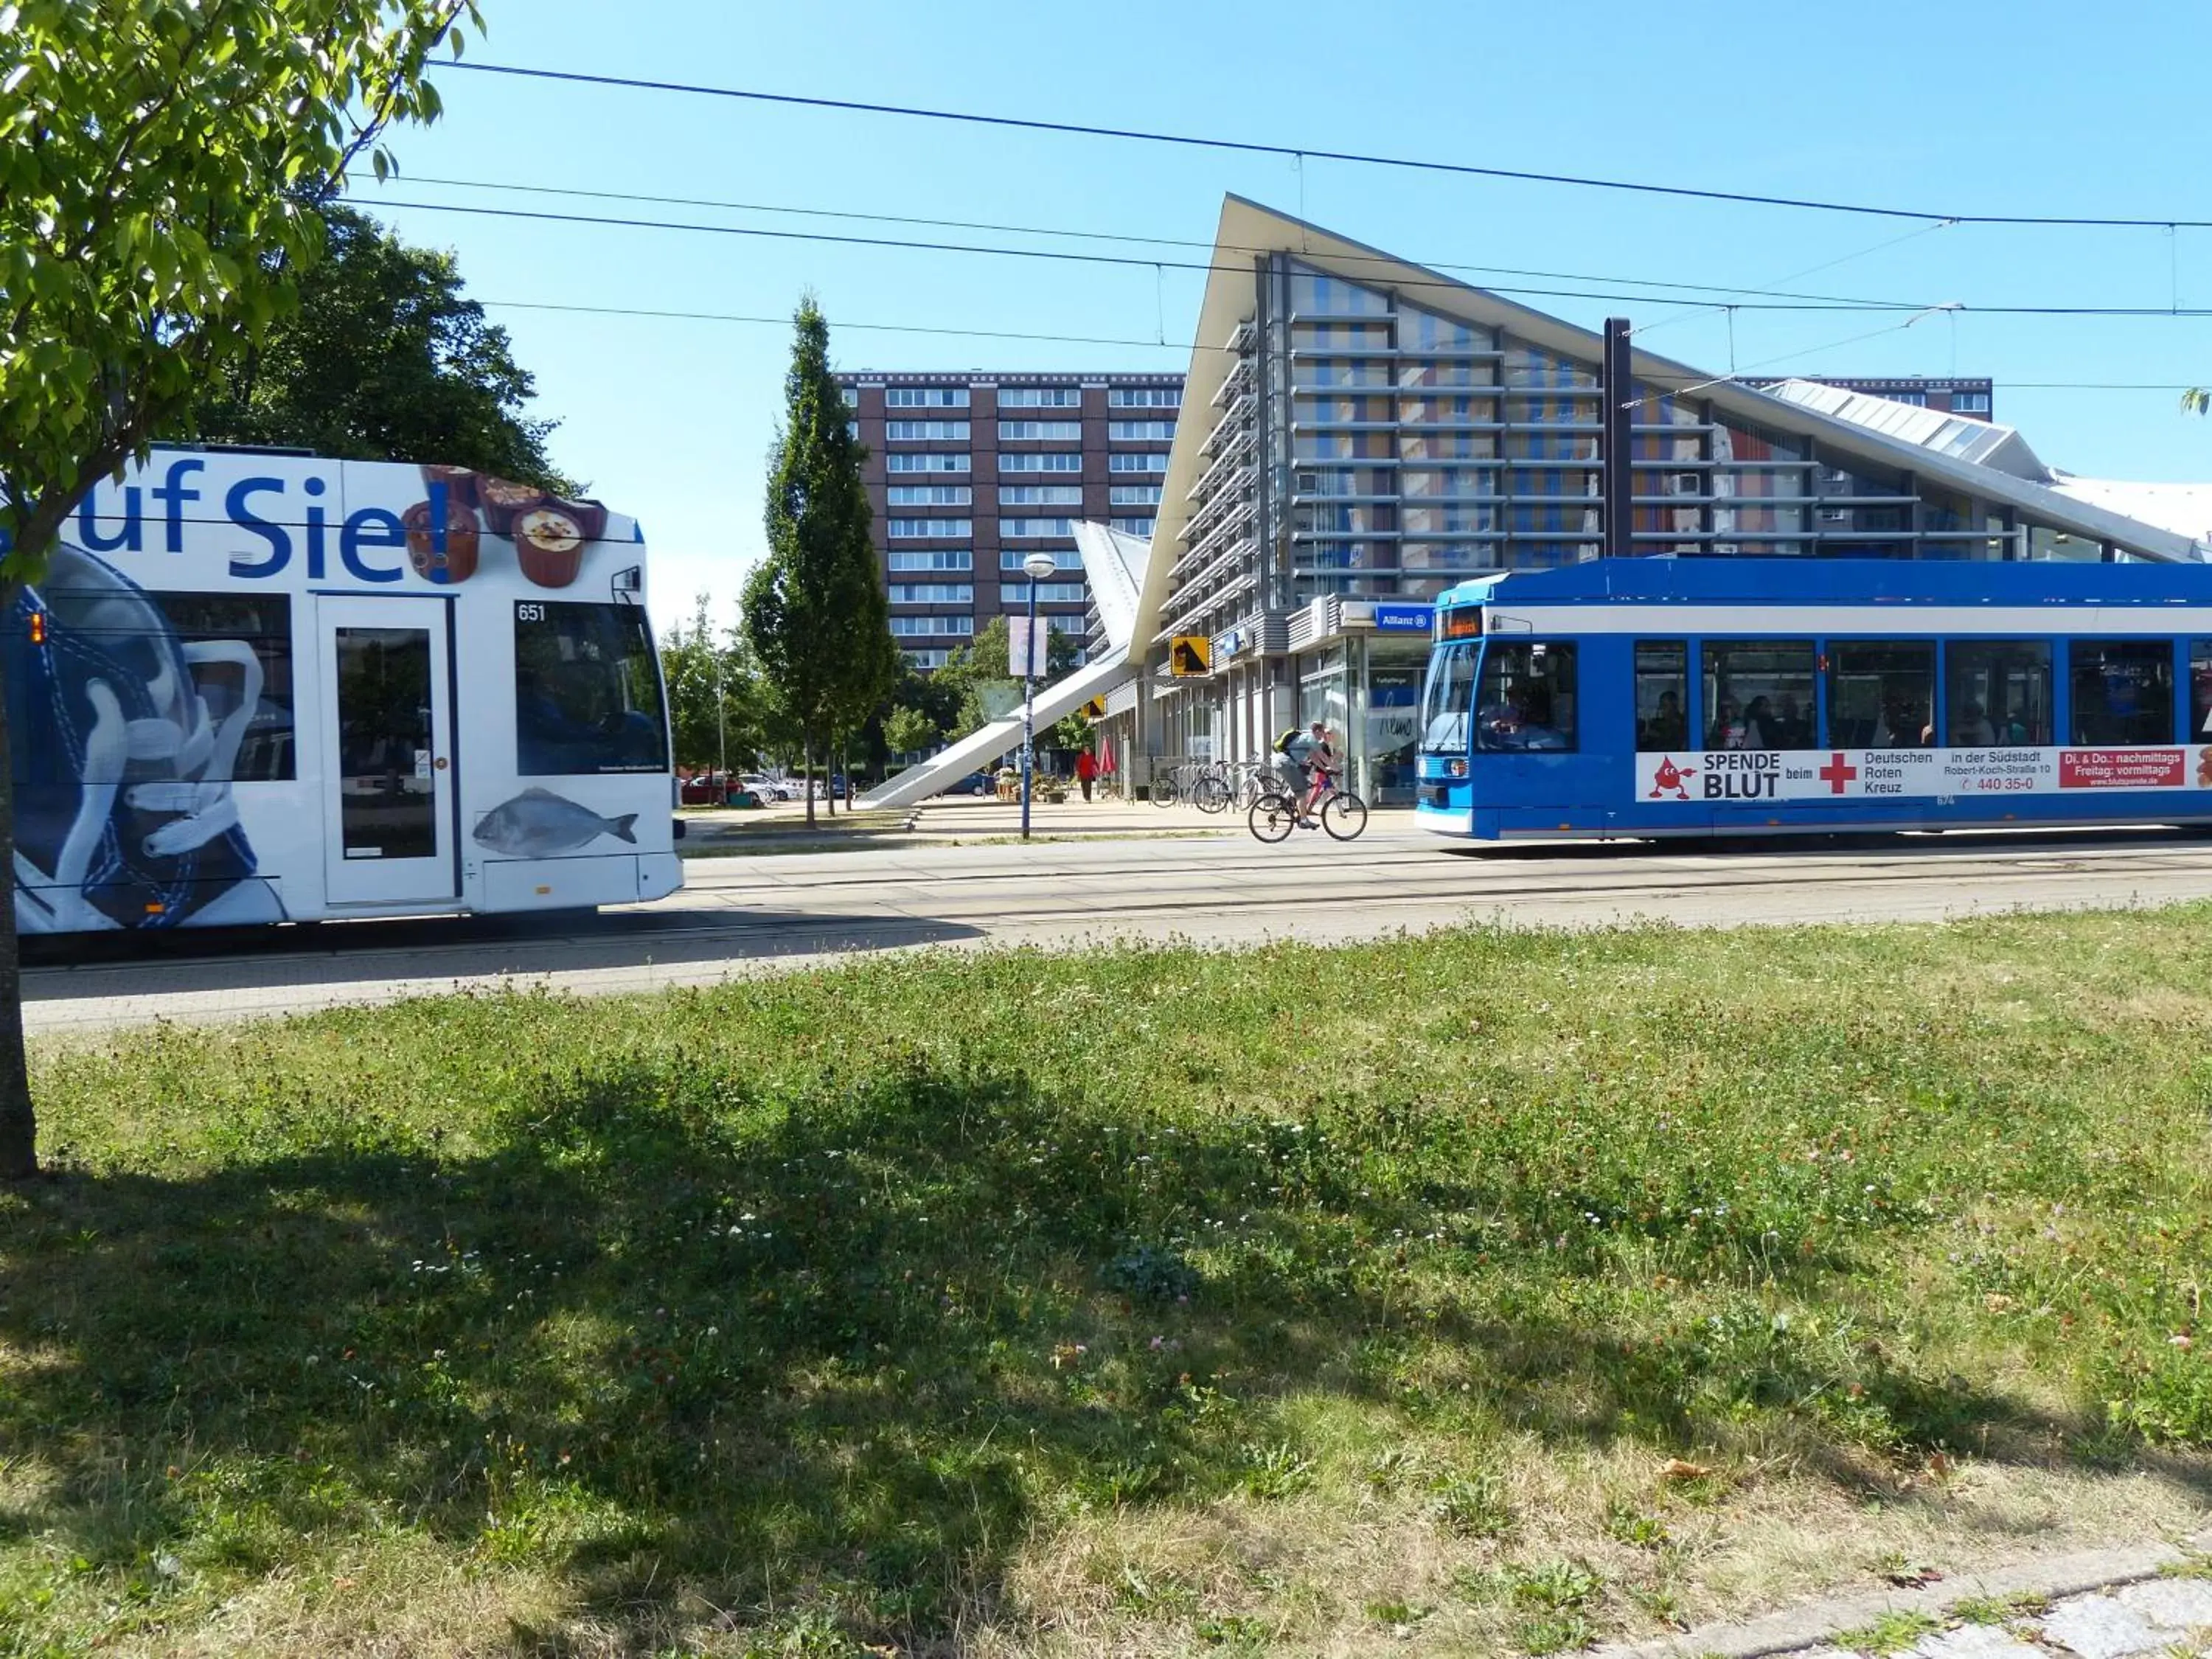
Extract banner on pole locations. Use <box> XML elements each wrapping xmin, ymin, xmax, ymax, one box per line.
<box><xmin>1007</xmin><ymin>616</ymin><xmax>1048</xmax><ymax>678</ymax></box>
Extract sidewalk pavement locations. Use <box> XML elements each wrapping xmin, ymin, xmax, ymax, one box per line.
<box><xmin>1601</xmin><ymin>1531</ymin><xmax>2212</xmax><ymax>1659</ymax></box>
<box><xmin>679</xmin><ymin>793</ymin><xmax>1422</xmax><ymax>849</ymax></box>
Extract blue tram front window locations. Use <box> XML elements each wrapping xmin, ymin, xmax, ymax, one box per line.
<box><xmin>1474</xmin><ymin>641</ymin><xmax>1576</xmax><ymax>751</ymax></box>
<box><xmin>1420</xmin><ymin>641</ymin><xmax>1477</xmax><ymax>755</ymax></box>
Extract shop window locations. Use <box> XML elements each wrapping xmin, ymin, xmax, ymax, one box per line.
<box><xmin>1827</xmin><ymin>640</ymin><xmax>1935</xmax><ymax>748</ymax></box>
<box><xmin>1702</xmin><ymin>640</ymin><xmax>1815</xmax><ymax>750</ymax></box>
<box><xmin>1633</xmin><ymin>641</ymin><xmax>1688</xmax><ymax>751</ymax></box>
<box><xmin>1948</xmin><ymin>640</ymin><xmax>2051</xmax><ymax>745</ymax></box>
<box><xmin>2070</xmin><ymin>640</ymin><xmax>2175</xmax><ymax>745</ymax></box>
<box><xmin>1473</xmin><ymin>641</ymin><xmax>1576</xmax><ymax>751</ymax></box>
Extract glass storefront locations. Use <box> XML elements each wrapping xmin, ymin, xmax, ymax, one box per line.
<box><xmin>1366</xmin><ymin>642</ymin><xmax>1427</xmax><ymax>806</ymax></box>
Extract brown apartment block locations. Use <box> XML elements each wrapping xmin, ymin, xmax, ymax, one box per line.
<box><xmin>837</xmin><ymin>370</ymin><xmax>1186</xmax><ymax>669</ymax></box>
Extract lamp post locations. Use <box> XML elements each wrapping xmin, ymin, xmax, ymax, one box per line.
<box><xmin>712</xmin><ymin>651</ymin><xmax>728</xmax><ymax>793</ymax></box>
<box><xmin>1020</xmin><ymin>549</ymin><xmax>1057</xmax><ymax>842</ymax></box>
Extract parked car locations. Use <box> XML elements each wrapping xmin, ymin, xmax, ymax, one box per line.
<box><xmin>937</xmin><ymin>771</ymin><xmax>992</xmax><ymax>798</ymax></box>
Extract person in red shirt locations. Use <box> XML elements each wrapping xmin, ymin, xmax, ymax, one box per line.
<box><xmin>1074</xmin><ymin>747</ymin><xmax>1099</xmax><ymax>801</ymax></box>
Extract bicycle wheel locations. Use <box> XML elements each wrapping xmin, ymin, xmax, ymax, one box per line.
<box><xmin>1193</xmin><ymin>773</ymin><xmax>1230</xmax><ymax>813</ymax></box>
<box><xmin>1150</xmin><ymin>773</ymin><xmax>1178</xmax><ymax>807</ymax></box>
<box><xmin>1248</xmin><ymin>790</ymin><xmax>1298</xmax><ymax>844</ymax></box>
<box><xmin>1321</xmin><ymin>789</ymin><xmax>1368</xmax><ymax>841</ymax></box>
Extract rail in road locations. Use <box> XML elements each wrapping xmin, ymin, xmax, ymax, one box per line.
<box><xmin>24</xmin><ymin>827</ymin><xmax>2212</xmax><ymax>1034</ymax></box>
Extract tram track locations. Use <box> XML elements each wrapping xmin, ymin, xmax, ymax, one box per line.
<box><xmin>24</xmin><ymin>828</ymin><xmax>2212</xmax><ymax>1034</ymax></box>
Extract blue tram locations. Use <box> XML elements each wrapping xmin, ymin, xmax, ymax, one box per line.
<box><xmin>1414</xmin><ymin>558</ymin><xmax>2212</xmax><ymax>841</ymax></box>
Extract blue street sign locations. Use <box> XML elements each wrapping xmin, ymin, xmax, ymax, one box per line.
<box><xmin>1374</xmin><ymin>604</ymin><xmax>1435</xmax><ymax>633</ymax></box>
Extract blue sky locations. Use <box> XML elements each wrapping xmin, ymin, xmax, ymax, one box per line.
<box><xmin>364</xmin><ymin>0</ymin><xmax>2212</xmax><ymax>625</ymax></box>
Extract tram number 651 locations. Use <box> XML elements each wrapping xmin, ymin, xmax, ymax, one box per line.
<box><xmin>515</xmin><ymin>602</ymin><xmax>547</xmax><ymax>623</ymax></box>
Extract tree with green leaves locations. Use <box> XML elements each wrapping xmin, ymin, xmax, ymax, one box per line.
<box><xmin>660</xmin><ymin>597</ymin><xmax>773</xmax><ymax>776</ymax></box>
<box><xmin>170</xmin><ymin>203</ymin><xmax>572</xmax><ymax>489</ymax></box>
<box><xmin>933</xmin><ymin>616</ymin><xmax>1083</xmax><ymax>743</ymax></box>
<box><xmin>0</xmin><ymin>0</ymin><xmax>478</xmax><ymax>1180</ymax></box>
<box><xmin>884</xmin><ymin>705</ymin><xmax>941</xmax><ymax>760</ymax></box>
<box><xmin>745</xmin><ymin>297</ymin><xmax>889</xmax><ymax>826</ymax></box>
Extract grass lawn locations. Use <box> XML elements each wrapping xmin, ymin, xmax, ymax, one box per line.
<box><xmin>6</xmin><ymin>908</ymin><xmax>2212</xmax><ymax>1656</ymax></box>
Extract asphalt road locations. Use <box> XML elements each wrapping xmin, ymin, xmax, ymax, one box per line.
<box><xmin>24</xmin><ymin>819</ymin><xmax>2212</xmax><ymax>1034</ymax></box>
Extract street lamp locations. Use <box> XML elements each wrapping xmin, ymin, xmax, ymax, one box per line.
<box><xmin>1019</xmin><ymin>549</ymin><xmax>1057</xmax><ymax>842</ymax></box>
<box><xmin>712</xmin><ymin>651</ymin><xmax>727</xmax><ymax>793</ymax></box>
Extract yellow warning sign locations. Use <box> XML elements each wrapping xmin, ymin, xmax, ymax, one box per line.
<box><xmin>1169</xmin><ymin>636</ymin><xmax>1211</xmax><ymax>677</ymax></box>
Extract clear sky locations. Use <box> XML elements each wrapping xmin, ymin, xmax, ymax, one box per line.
<box><xmin>363</xmin><ymin>0</ymin><xmax>2212</xmax><ymax>625</ymax></box>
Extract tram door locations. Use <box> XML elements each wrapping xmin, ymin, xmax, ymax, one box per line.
<box><xmin>319</xmin><ymin>596</ymin><xmax>457</xmax><ymax>905</ymax></box>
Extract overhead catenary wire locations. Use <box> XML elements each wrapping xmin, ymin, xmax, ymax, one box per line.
<box><xmin>371</xmin><ymin>196</ymin><xmax>2212</xmax><ymax>320</ymax></box>
<box><xmin>470</xmin><ymin>296</ymin><xmax>2211</xmax><ymax>393</ymax></box>
<box><xmin>391</xmin><ymin>173</ymin><xmax>1947</xmax><ymax>311</ymax></box>
<box><xmin>1627</xmin><ymin>218</ymin><xmax>1961</xmax><ymax>340</ymax></box>
<box><xmin>443</xmin><ymin>60</ymin><xmax>2212</xmax><ymax>232</ymax></box>
<box><xmin>1631</xmin><ymin>305</ymin><xmax>1965</xmax><ymax>405</ymax></box>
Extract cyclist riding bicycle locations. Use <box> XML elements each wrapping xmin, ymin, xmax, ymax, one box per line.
<box><xmin>1297</xmin><ymin>720</ymin><xmax>1340</xmax><ymax>830</ymax></box>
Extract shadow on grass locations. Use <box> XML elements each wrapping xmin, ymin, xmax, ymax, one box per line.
<box><xmin>3</xmin><ymin>1048</ymin><xmax>2203</xmax><ymax>1652</ymax></box>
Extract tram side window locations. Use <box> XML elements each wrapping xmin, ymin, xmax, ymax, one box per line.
<box><xmin>2068</xmin><ymin>639</ymin><xmax>2174</xmax><ymax>745</ymax></box>
<box><xmin>1947</xmin><ymin>640</ymin><xmax>2051</xmax><ymax>746</ymax></box>
<box><xmin>1633</xmin><ymin>641</ymin><xmax>1688</xmax><ymax>750</ymax></box>
<box><xmin>1702</xmin><ymin>640</ymin><xmax>1815</xmax><ymax>749</ymax></box>
<box><xmin>17</xmin><ymin>590</ymin><xmax>298</xmax><ymax>785</ymax></box>
<box><xmin>1474</xmin><ymin>641</ymin><xmax>1576</xmax><ymax>751</ymax></box>
<box><xmin>1419</xmin><ymin>641</ymin><xmax>1478</xmax><ymax>754</ymax></box>
<box><xmin>154</xmin><ymin>593</ymin><xmax>297</xmax><ymax>782</ymax></box>
<box><xmin>2191</xmin><ymin>641</ymin><xmax>2212</xmax><ymax>744</ymax></box>
<box><xmin>1828</xmin><ymin>640</ymin><xmax>1935</xmax><ymax>748</ymax></box>
<box><xmin>515</xmin><ymin>602</ymin><xmax>670</xmax><ymax>774</ymax></box>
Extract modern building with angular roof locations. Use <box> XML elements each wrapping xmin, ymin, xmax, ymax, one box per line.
<box><xmin>867</xmin><ymin>195</ymin><xmax>2211</xmax><ymax>810</ymax></box>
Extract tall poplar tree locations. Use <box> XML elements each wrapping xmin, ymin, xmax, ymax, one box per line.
<box><xmin>0</xmin><ymin>0</ymin><xmax>477</xmax><ymax>1180</ymax></box>
<box><xmin>746</xmin><ymin>297</ymin><xmax>886</xmax><ymax>827</ymax></box>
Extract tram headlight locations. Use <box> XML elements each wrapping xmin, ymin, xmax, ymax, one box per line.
<box><xmin>1450</xmin><ymin>759</ymin><xmax>1467</xmax><ymax>778</ymax></box>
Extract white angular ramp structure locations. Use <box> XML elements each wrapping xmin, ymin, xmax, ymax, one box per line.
<box><xmin>859</xmin><ymin>525</ymin><xmax>1149</xmax><ymax>810</ymax></box>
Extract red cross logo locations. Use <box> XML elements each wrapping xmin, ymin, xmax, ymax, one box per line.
<box><xmin>1818</xmin><ymin>752</ymin><xmax>1858</xmax><ymax>794</ymax></box>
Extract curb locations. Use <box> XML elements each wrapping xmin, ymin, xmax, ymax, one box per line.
<box><xmin>1591</xmin><ymin>1530</ymin><xmax>2212</xmax><ymax>1658</ymax></box>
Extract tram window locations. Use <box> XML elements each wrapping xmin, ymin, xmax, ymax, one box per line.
<box><xmin>153</xmin><ymin>592</ymin><xmax>296</xmax><ymax>782</ymax></box>
<box><xmin>1473</xmin><ymin>641</ymin><xmax>1577</xmax><ymax>751</ymax></box>
<box><xmin>1419</xmin><ymin>641</ymin><xmax>1478</xmax><ymax>754</ymax></box>
<box><xmin>1947</xmin><ymin>640</ymin><xmax>2051</xmax><ymax>746</ymax></box>
<box><xmin>2068</xmin><ymin>639</ymin><xmax>2174</xmax><ymax>745</ymax></box>
<box><xmin>1701</xmin><ymin>640</ymin><xmax>1815</xmax><ymax>750</ymax></box>
<box><xmin>19</xmin><ymin>589</ymin><xmax>299</xmax><ymax>785</ymax></box>
<box><xmin>515</xmin><ymin>602</ymin><xmax>669</xmax><ymax>775</ymax></box>
<box><xmin>2191</xmin><ymin>641</ymin><xmax>2212</xmax><ymax>743</ymax></box>
<box><xmin>1633</xmin><ymin>641</ymin><xmax>1688</xmax><ymax>750</ymax></box>
<box><xmin>1827</xmin><ymin>640</ymin><xmax>1935</xmax><ymax>749</ymax></box>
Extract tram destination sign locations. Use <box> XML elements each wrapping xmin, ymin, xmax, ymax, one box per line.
<box><xmin>1637</xmin><ymin>745</ymin><xmax>2210</xmax><ymax>803</ymax></box>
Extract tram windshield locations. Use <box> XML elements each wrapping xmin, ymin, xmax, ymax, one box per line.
<box><xmin>1420</xmin><ymin>641</ymin><xmax>1477</xmax><ymax>754</ymax></box>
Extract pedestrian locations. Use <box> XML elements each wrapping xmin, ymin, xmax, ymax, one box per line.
<box><xmin>1075</xmin><ymin>747</ymin><xmax>1099</xmax><ymax>801</ymax></box>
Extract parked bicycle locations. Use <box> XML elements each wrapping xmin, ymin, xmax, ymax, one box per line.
<box><xmin>1247</xmin><ymin>769</ymin><xmax>1368</xmax><ymax>843</ymax></box>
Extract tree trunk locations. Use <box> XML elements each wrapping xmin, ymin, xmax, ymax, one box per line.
<box><xmin>824</xmin><ymin>728</ymin><xmax>837</xmax><ymax>818</ymax></box>
<box><xmin>802</xmin><ymin>731</ymin><xmax>816</xmax><ymax>828</ymax></box>
<box><xmin>0</xmin><ymin>577</ymin><xmax>36</xmax><ymax>1180</ymax></box>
